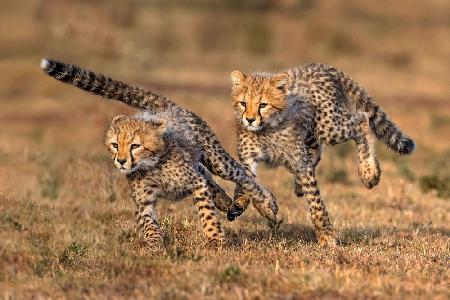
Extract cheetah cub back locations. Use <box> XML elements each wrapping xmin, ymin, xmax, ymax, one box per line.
<box><xmin>105</xmin><ymin>115</ymin><xmax>232</xmax><ymax>247</ymax></box>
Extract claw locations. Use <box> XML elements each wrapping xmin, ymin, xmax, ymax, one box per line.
<box><xmin>227</xmin><ymin>204</ymin><xmax>244</xmax><ymax>221</ymax></box>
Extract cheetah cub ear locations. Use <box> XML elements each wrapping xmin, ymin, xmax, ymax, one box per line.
<box><xmin>112</xmin><ymin>115</ymin><xmax>127</xmax><ymax>124</ymax></box>
<box><xmin>147</xmin><ymin>118</ymin><xmax>166</xmax><ymax>132</ymax></box>
<box><xmin>271</xmin><ymin>73</ymin><xmax>289</xmax><ymax>92</ymax></box>
<box><xmin>230</xmin><ymin>70</ymin><xmax>246</xmax><ymax>87</ymax></box>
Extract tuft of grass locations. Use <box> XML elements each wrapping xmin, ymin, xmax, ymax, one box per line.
<box><xmin>219</xmin><ymin>265</ymin><xmax>241</xmax><ymax>283</ymax></box>
<box><xmin>39</xmin><ymin>166</ymin><xmax>63</xmax><ymax>200</ymax></box>
<box><xmin>419</xmin><ymin>174</ymin><xmax>450</xmax><ymax>198</ymax></box>
<box><xmin>430</xmin><ymin>114</ymin><xmax>450</xmax><ymax>130</ymax></box>
<box><xmin>58</xmin><ymin>242</ymin><xmax>88</xmax><ymax>269</ymax></box>
<box><xmin>34</xmin><ymin>258</ymin><xmax>53</xmax><ymax>278</ymax></box>
<box><xmin>396</xmin><ymin>160</ymin><xmax>416</xmax><ymax>182</ymax></box>
<box><xmin>107</xmin><ymin>191</ymin><xmax>117</xmax><ymax>202</ymax></box>
<box><xmin>325</xmin><ymin>168</ymin><xmax>349</xmax><ymax>184</ymax></box>
<box><xmin>118</xmin><ymin>230</ymin><xmax>136</xmax><ymax>244</ymax></box>
<box><xmin>340</xmin><ymin>227</ymin><xmax>382</xmax><ymax>246</ymax></box>
<box><xmin>1</xmin><ymin>214</ymin><xmax>24</xmax><ymax>231</ymax></box>
<box><xmin>419</xmin><ymin>151</ymin><xmax>450</xmax><ymax>198</ymax></box>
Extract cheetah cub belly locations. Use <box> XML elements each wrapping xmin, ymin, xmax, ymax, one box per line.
<box><xmin>105</xmin><ymin>115</ymin><xmax>231</xmax><ymax>248</ymax></box>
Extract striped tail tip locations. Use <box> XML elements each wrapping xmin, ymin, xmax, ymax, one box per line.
<box><xmin>398</xmin><ymin>138</ymin><xmax>416</xmax><ymax>155</ymax></box>
<box><xmin>40</xmin><ymin>58</ymin><xmax>64</xmax><ymax>76</ymax></box>
<box><xmin>39</xmin><ymin>58</ymin><xmax>74</xmax><ymax>81</ymax></box>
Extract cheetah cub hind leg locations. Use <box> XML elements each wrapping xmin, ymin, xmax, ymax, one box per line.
<box><xmin>230</xmin><ymin>184</ymin><xmax>284</xmax><ymax>229</ymax></box>
<box><xmin>192</xmin><ymin>182</ymin><xmax>225</xmax><ymax>246</ymax></box>
<box><xmin>197</xmin><ymin>164</ymin><xmax>233</xmax><ymax>214</ymax></box>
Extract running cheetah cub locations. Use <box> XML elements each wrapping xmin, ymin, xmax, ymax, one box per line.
<box><xmin>105</xmin><ymin>114</ymin><xmax>232</xmax><ymax>247</ymax></box>
<box><xmin>41</xmin><ymin>58</ymin><xmax>280</xmax><ymax>224</ymax></box>
<box><xmin>230</xmin><ymin>63</ymin><xmax>415</xmax><ymax>246</ymax></box>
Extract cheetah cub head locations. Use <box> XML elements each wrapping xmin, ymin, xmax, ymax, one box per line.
<box><xmin>105</xmin><ymin>115</ymin><xmax>167</xmax><ymax>174</ymax></box>
<box><xmin>230</xmin><ymin>70</ymin><xmax>289</xmax><ymax>131</ymax></box>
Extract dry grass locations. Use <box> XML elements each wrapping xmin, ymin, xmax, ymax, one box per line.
<box><xmin>1</xmin><ymin>0</ymin><xmax>449</xmax><ymax>299</ymax></box>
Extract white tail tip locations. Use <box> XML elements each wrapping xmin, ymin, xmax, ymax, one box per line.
<box><xmin>40</xmin><ymin>58</ymin><xmax>50</xmax><ymax>70</ymax></box>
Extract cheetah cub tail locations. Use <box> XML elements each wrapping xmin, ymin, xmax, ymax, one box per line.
<box><xmin>339</xmin><ymin>73</ymin><xmax>416</xmax><ymax>156</ymax></box>
<box><xmin>369</xmin><ymin>107</ymin><xmax>416</xmax><ymax>155</ymax></box>
<box><xmin>40</xmin><ymin>58</ymin><xmax>169</xmax><ymax>111</ymax></box>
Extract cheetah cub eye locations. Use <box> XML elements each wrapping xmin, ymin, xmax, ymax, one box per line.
<box><xmin>130</xmin><ymin>143</ymin><xmax>141</xmax><ymax>150</ymax></box>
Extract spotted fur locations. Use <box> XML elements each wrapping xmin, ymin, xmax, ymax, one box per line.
<box><xmin>41</xmin><ymin>58</ymin><xmax>281</xmax><ymax>225</ymax></box>
<box><xmin>230</xmin><ymin>64</ymin><xmax>415</xmax><ymax>246</ymax></box>
<box><xmin>105</xmin><ymin>116</ymin><xmax>232</xmax><ymax>246</ymax></box>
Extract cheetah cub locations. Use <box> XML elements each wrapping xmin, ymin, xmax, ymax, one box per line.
<box><xmin>105</xmin><ymin>115</ymin><xmax>232</xmax><ymax>247</ymax></box>
<box><xmin>230</xmin><ymin>63</ymin><xmax>415</xmax><ymax>246</ymax></box>
<box><xmin>41</xmin><ymin>58</ymin><xmax>280</xmax><ymax>225</ymax></box>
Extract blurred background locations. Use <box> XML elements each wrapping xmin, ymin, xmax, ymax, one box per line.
<box><xmin>0</xmin><ymin>1</ymin><xmax>449</xmax><ymax>297</ymax></box>
<box><xmin>1</xmin><ymin>0</ymin><xmax>448</xmax><ymax>198</ymax></box>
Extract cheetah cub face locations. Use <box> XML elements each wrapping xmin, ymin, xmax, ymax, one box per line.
<box><xmin>230</xmin><ymin>70</ymin><xmax>290</xmax><ymax>131</ymax></box>
<box><xmin>105</xmin><ymin>115</ymin><xmax>167</xmax><ymax>174</ymax></box>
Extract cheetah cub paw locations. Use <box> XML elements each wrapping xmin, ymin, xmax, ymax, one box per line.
<box><xmin>358</xmin><ymin>157</ymin><xmax>381</xmax><ymax>189</ymax></box>
<box><xmin>317</xmin><ymin>230</ymin><xmax>337</xmax><ymax>247</ymax></box>
<box><xmin>227</xmin><ymin>203</ymin><xmax>245</xmax><ymax>221</ymax></box>
<box><xmin>267</xmin><ymin>213</ymin><xmax>284</xmax><ymax>232</ymax></box>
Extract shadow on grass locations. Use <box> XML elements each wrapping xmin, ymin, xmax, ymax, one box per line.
<box><xmin>430</xmin><ymin>228</ymin><xmax>450</xmax><ymax>236</ymax></box>
<box><xmin>339</xmin><ymin>227</ymin><xmax>383</xmax><ymax>246</ymax></box>
<box><xmin>228</xmin><ymin>220</ymin><xmax>450</xmax><ymax>248</ymax></box>
<box><xmin>233</xmin><ymin>224</ymin><xmax>383</xmax><ymax>247</ymax></box>
<box><xmin>227</xmin><ymin>222</ymin><xmax>317</xmax><ymax>247</ymax></box>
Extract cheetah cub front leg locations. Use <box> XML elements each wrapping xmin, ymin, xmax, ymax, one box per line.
<box><xmin>294</xmin><ymin>143</ymin><xmax>322</xmax><ymax>197</ymax></box>
<box><xmin>132</xmin><ymin>186</ymin><xmax>163</xmax><ymax>249</ymax></box>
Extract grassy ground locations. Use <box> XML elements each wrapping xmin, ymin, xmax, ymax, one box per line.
<box><xmin>1</xmin><ymin>0</ymin><xmax>449</xmax><ymax>298</ymax></box>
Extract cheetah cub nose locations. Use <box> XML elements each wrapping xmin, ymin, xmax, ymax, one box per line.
<box><xmin>117</xmin><ymin>158</ymin><xmax>127</xmax><ymax>165</ymax></box>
